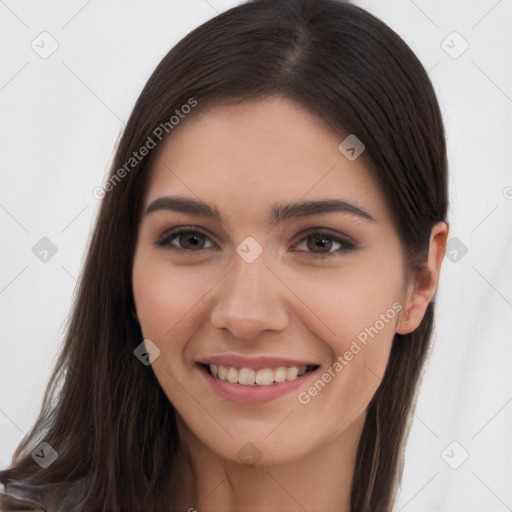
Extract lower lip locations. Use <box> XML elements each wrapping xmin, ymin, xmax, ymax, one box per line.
<box><xmin>197</xmin><ymin>364</ymin><xmax>320</xmax><ymax>405</ymax></box>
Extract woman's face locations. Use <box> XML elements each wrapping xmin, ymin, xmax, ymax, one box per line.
<box><xmin>132</xmin><ymin>96</ymin><xmax>410</xmax><ymax>464</ymax></box>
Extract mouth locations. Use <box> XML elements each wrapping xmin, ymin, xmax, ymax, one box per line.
<box><xmin>198</xmin><ymin>363</ymin><xmax>320</xmax><ymax>386</ymax></box>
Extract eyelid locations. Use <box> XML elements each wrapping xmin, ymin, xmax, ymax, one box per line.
<box><xmin>291</xmin><ymin>224</ymin><xmax>356</xmax><ymax>245</ymax></box>
<box><xmin>295</xmin><ymin>225</ymin><xmax>354</xmax><ymax>239</ymax></box>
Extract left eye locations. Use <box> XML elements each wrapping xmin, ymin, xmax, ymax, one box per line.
<box><xmin>293</xmin><ymin>232</ymin><xmax>356</xmax><ymax>257</ymax></box>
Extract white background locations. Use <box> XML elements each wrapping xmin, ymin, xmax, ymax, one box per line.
<box><xmin>1</xmin><ymin>1</ymin><xmax>511</xmax><ymax>510</ymax></box>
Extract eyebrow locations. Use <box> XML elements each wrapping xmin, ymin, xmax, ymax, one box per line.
<box><xmin>145</xmin><ymin>196</ymin><xmax>376</xmax><ymax>226</ymax></box>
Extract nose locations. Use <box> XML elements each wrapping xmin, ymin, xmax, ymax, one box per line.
<box><xmin>210</xmin><ymin>255</ymin><xmax>289</xmax><ymax>340</ymax></box>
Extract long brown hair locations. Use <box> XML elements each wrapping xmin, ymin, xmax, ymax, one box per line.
<box><xmin>0</xmin><ymin>0</ymin><xmax>448</xmax><ymax>510</ymax></box>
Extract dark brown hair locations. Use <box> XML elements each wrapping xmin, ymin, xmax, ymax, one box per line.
<box><xmin>0</xmin><ymin>0</ymin><xmax>447</xmax><ymax>510</ymax></box>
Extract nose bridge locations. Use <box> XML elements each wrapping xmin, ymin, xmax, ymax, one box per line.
<box><xmin>210</xmin><ymin>252</ymin><xmax>289</xmax><ymax>338</ymax></box>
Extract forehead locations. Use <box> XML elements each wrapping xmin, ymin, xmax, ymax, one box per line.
<box><xmin>145</xmin><ymin>96</ymin><xmax>392</xmax><ymax>225</ymax></box>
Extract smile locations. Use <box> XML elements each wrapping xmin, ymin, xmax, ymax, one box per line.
<box><xmin>204</xmin><ymin>363</ymin><xmax>318</xmax><ymax>386</ymax></box>
<box><xmin>196</xmin><ymin>362</ymin><xmax>321</xmax><ymax>405</ymax></box>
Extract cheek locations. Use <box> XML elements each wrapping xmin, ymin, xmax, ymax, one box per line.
<box><xmin>288</xmin><ymin>255</ymin><xmax>403</xmax><ymax>342</ymax></box>
<box><xmin>287</xmin><ymin>256</ymin><xmax>403</xmax><ymax>403</ymax></box>
<box><xmin>132</xmin><ymin>253</ymin><xmax>210</xmax><ymax>345</ymax></box>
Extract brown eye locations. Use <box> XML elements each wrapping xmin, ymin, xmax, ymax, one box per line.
<box><xmin>156</xmin><ymin>228</ymin><xmax>216</xmax><ymax>252</ymax></box>
<box><xmin>176</xmin><ymin>232</ymin><xmax>206</xmax><ymax>250</ymax></box>
<box><xmin>294</xmin><ymin>231</ymin><xmax>356</xmax><ymax>258</ymax></box>
<box><xmin>306</xmin><ymin>235</ymin><xmax>334</xmax><ymax>253</ymax></box>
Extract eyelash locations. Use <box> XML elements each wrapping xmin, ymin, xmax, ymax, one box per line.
<box><xmin>155</xmin><ymin>225</ymin><xmax>357</xmax><ymax>259</ymax></box>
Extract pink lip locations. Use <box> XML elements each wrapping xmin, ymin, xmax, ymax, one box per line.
<box><xmin>197</xmin><ymin>364</ymin><xmax>320</xmax><ymax>405</ymax></box>
<box><xmin>198</xmin><ymin>354</ymin><xmax>317</xmax><ymax>371</ymax></box>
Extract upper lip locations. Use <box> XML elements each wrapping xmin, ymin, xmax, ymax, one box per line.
<box><xmin>197</xmin><ymin>354</ymin><xmax>319</xmax><ymax>370</ymax></box>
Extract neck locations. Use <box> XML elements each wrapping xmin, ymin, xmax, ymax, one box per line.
<box><xmin>168</xmin><ymin>413</ymin><xmax>365</xmax><ymax>512</ymax></box>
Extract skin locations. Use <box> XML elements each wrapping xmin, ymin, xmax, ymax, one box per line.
<box><xmin>132</xmin><ymin>96</ymin><xmax>448</xmax><ymax>512</ymax></box>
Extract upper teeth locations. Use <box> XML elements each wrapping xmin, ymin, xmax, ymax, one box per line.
<box><xmin>209</xmin><ymin>364</ymin><xmax>309</xmax><ymax>386</ymax></box>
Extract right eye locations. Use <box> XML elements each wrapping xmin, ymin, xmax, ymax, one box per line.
<box><xmin>155</xmin><ymin>227</ymin><xmax>218</xmax><ymax>253</ymax></box>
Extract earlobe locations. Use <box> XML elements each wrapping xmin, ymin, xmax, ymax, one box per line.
<box><xmin>396</xmin><ymin>221</ymin><xmax>449</xmax><ymax>335</ymax></box>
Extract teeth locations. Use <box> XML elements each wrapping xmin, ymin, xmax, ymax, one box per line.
<box><xmin>239</xmin><ymin>367</ymin><xmax>256</xmax><ymax>385</ymax></box>
<box><xmin>218</xmin><ymin>365</ymin><xmax>228</xmax><ymax>381</ymax></box>
<box><xmin>274</xmin><ymin>367</ymin><xmax>287</xmax><ymax>383</ymax></box>
<box><xmin>208</xmin><ymin>364</ymin><xmax>310</xmax><ymax>386</ymax></box>
<box><xmin>255</xmin><ymin>368</ymin><xmax>273</xmax><ymax>385</ymax></box>
<box><xmin>227</xmin><ymin>367</ymin><xmax>238</xmax><ymax>383</ymax></box>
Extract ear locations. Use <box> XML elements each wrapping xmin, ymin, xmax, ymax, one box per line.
<box><xmin>396</xmin><ymin>221</ymin><xmax>449</xmax><ymax>335</ymax></box>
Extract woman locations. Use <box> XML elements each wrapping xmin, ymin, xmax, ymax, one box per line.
<box><xmin>0</xmin><ymin>0</ymin><xmax>448</xmax><ymax>510</ymax></box>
